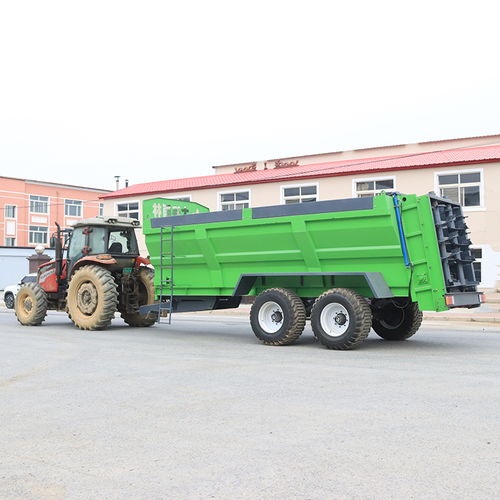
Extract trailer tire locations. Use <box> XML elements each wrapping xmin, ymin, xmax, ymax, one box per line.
<box><xmin>121</xmin><ymin>268</ymin><xmax>157</xmax><ymax>327</ymax></box>
<box><xmin>67</xmin><ymin>265</ymin><xmax>118</xmax><ymax>330</ymax></box>
<box><xmin>310</xmin><ymin>288</ymin><xmax>371</xmax><ymax>350</ymax></box>
<box><xmin>15</xmin><ymin>283</ymin><xmax>48</xmax><ymax>326</ymax></box>
<box><xmin>371</xmin><ymin>300</ymin><xmax>422</xmax><ymax>340</ymax></box>
<box><xmin>250</xmin><ymin>288</ymin><xmax>306</xmax><ymax>345</ymax></box>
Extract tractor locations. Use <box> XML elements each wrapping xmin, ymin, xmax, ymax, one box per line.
<box><xmin>15</xmin><ymin>216</ymin><xmax>157</xmax><ymax>330</ymax></box>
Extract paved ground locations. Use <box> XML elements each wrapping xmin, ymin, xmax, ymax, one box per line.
<box><xmin>0</xmin><ymin>309</ymin><xmax>499</xmax><ymax>500</ymax></box>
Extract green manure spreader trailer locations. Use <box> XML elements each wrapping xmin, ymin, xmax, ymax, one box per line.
<box><xmin>140</xmin><ymin>192</ymin><xmax>483</xmax><ymax>350</ymax></box>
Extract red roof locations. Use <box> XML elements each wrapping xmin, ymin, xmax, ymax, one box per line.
<box><xmin>100</xmin><ymin>144</ymin><xmax>500</xmax><ymax>199</ymax></box>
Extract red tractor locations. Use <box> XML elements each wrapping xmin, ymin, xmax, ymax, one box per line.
<box><xmin>15</xmin><ymin>216</ymin><xmax>157</xmax><ymax>330</ymax></box>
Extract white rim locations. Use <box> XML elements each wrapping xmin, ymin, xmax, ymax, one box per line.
<box><xmin>258</xmin><ymin>301</ymin><xmax>284</xmax><ymax>333</ymax></box>
<box><xmin>320</xmin><ymin>302</ymin><xmax>350</xmax><ymax>337</ymax></box>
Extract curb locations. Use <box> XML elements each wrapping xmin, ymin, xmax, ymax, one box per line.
<box><xmin>423</xmin><ymin>314</ymin><xmax>500</xmax><ymax>324</ymax></box>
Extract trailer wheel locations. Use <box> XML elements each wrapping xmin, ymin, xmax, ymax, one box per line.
<box><xmin>250</xmin><ymin>288</ymin><xmax>306</xmax><ymax>345</ymax></box>
<box><xmin>371</xmin><ymin>300</ymin><xmax>423</xmax><ymax>340</ymax></box>
<box><xmin>67</xmin><ymin>265</ymin><xmax>118</xmax><ymax>330</ymax></box>
<box><xmin>310</xmin><ymin>288</ymin><xmax>371</xmax><ymax>350</ymax></box>
<box><xmin>15</xmin><ymin>283</ymin><xmax>48</xmax><ymax>326</ymax></box>
<box><xmin>121</xmin><ymin>268</ymin><xmax>157</xmax><ymax>327</ymax></box>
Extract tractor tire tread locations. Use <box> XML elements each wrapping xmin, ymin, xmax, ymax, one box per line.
<box><xmin>121</xmin><ymin>268</ymin><xmax>157</xmax><ymax>327</ymax></box>
<box><xmin>15</xmin><ymin>282</ymin><xmax>48</xmax><ymax>326</ymax></box>
<box><xmin>68</xmin><ymin>265</ymin><xmax>118</xmax><ymax>330</ymax></box>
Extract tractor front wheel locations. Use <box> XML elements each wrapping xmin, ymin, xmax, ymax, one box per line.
<box><xmin>67</xmin><ymin>265</ymin><xmax>118</xmax><ymax>330</ymax></box>
<box><xmin>15</xmin><ymin>283</ymin><xmax>48</xmax><ymax>326</ymax></box>
<box><xmin>121</xmin><ymin>268</ymin><xmax>157</xmax><ymax>327</ymax></box>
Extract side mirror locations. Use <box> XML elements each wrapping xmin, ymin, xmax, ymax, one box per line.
<box><xmin>50</xmin><ymin>236</ymin><xmax>57</xmax><ymax>248</ymax></box>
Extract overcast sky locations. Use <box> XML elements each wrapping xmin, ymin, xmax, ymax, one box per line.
<box><xmin>0</xmin><ymin>0</ymin><xmax>499</xmax><ymax>191</ymax></box>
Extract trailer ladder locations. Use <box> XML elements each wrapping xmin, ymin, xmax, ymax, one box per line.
<box><xmin>157</xmin><ymin>224</ymin><xmax>175</xmax><ymax>324</ymax></box>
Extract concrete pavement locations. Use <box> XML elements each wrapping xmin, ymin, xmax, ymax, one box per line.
<box><xmin>0</xmin><ymin>309</ymin><xmax>499</xmax><ymax>499</ymax></box>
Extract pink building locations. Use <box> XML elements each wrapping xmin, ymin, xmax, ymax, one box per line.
<box><xmin>0</xmin><ymin>176</ymin><xmax>110</xmax><ymax>248</ymax></box>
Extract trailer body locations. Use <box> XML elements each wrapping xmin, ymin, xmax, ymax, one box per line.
<box><xmin>142</xmin><ymin>193</ymin><xmax>481</xmax><ymax>314</ymax></box>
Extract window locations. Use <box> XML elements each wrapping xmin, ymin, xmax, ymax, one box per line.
<box><xmin>219</xmin><ymin>191</ymin><xmax>250</xmax><ymax>210</ymax></box>
<box><xmin>29</xmin><ymin>226</ymin><xmax>48</xmax><ymax>245</ymax></box>
<box><xmin>437</xmin><ymin>171</ymin><xmax>482</xmax><ymax>207</ymax></box>
<box><xmin>471</xmin><ymin>248</ymin><xmax>482</xmax><ymax>283</ymax></box>
<box><xmin>116</xmin><ymin>201</ymin><xmax>139</xmax><ymax>219</ymax></box>
<box><xmin>5</xmin><ymin>237</ymin><xmax>15</xmax><ymax>246</ymax></box>
<box><xmin>355</xmin><ymin>178</ymin><xmax>394</xmax><ymax>197</ymax></box>
<box><xmin>4</xmin><ymin>205</ymin><xmax>16</xmax><ymax>218</ymax></box>
<box><xmin>65</xmin><ymin>199</ymin><xmax>82</xmax><ymax>217</ymax></box>
<box><xmin>99</xmin><ymin>203</ymin><xmax>104</xmax><ymax>217</ymax></box>
<box><xmin>169</xmin><ymin>196</ymin><xmax>191</xmax><ymax>202</ymax></box>
<box><xmin>30</xmin><ymin>195</ymin><xmax>49</xmax><ymax>214</ymax></box>
<box><xmin>282</xmin><ymin>185</ymin><xmax>317</xmax><ymax>204</ymax></box>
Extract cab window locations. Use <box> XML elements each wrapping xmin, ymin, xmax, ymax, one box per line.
<box><xmin>108</xmin><ymin>229</ymin><xmax>138</xmax><ymax>254</ymax></box>
<box><xmin>88</xmin><ymin>227</ymin><xmax>108</xmax><ymax>254</ymax></box>
<box><xmin>68</xmin><ymin>227</ymin><xmax>86</xmax><ymax>261</ymax></box>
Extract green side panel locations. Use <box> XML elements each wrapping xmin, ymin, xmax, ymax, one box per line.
<box><xmin>142</xmin><ymin>194</ymin><xmax>448</xmax><ymax>311</ymax></box>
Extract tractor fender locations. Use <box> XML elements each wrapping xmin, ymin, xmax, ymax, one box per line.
<box><xmin>70</xmin><ymin>255</ymin><xmax>117</xmax><ymax>277</ymax></box>
<box><xmin>135</xmin><ymin>255</ymin><xmax>151</xmax><ymax>267</ymax></box>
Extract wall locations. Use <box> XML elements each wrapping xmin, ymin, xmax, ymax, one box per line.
<box><xmin>0</xmin><ymin>247</ymin><xmax>55</xmax><ymax>289</ymax></box>
<box><xmin>0</xmin><ymin>177</ymin><xmax>108</xmax><ymax>248</ymax></box>
<box><xmin>213</xmin><ymin>135</ymin><xmax>500</xmax><ymax>174</ymax></box>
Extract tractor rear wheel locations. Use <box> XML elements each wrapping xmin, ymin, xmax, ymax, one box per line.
<box><xmin>250</xmin><ymin>288</ymin><xmax>306</xmax><ymax>345</ymax></box>
<box><xmin>67</xmin><ymin>265</ymin><xmax>118</xmax><ymax>330</ymax></box>
<box><xmin>371</xmin><ymin>300</ymin><xmax>423</xmax><ymax>340</ymax></box>
<box><xmin>15</xmin><ymin>282</ymin><xmax>48</xmax><ymax>326</ymax></box>
<box><xmin>310</xmin><ymin>288</ymin><xmax>372</xmax><ymax>350</ymax></box>
<box><xmin>121</xmin><ymin>268</ymin><xmax>157</xmax><ymax>327</ymax></box>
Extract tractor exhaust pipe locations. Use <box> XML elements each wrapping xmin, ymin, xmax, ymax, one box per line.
<box><xmin>54</xmin><ymin>222</ymin><xmax>63</xmax><ymax>281</ymax></box>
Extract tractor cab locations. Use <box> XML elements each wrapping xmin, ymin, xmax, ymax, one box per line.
<box><xmin>66</xmin><ymin>217</ymin><xmax>140</xmax><ymax>276</ymax></box>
